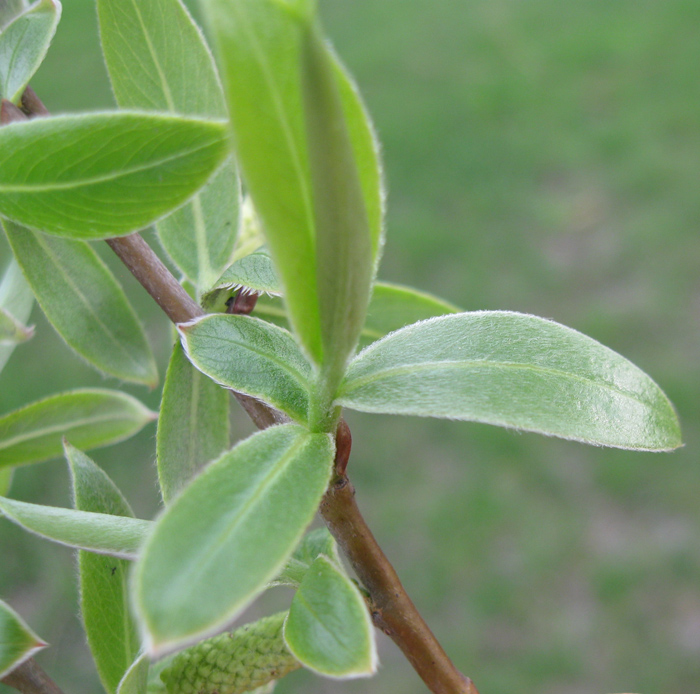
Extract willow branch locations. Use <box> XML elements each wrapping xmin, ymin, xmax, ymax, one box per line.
<box><xmin>1</xmin><ymin>659</ymin><xmax>65</xmax><ymax>694</ymax></box>
<box><xmin>21</xmin><ymin>87</ymin><xmax>478</xmax><ymax>694</ymax></box>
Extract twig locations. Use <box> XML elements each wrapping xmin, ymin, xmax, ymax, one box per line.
<box><xmin>20</xmin><ymin>88</ymin><xmax>478</xmax><ymax>694</ymax></box>
<box><xmin>1</xmin><ymin>659</ymin><xmax>66</xmax><ymax>694</ymax></box>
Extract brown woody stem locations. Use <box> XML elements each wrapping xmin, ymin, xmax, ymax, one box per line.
<box><xmin>1</xmin><ymin>659</ymin><xmax>65</xmax><ymax>694</ymax></box>
<box><xmin>22</xmin><ymin>87</ymin><xmax>478</xmax><ymax>694</ymax></box>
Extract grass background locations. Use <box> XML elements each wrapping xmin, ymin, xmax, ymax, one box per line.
<box><xmin>1</xmin><ymin>0</ymin><xmax>700</xmax><ymax>692</ymax></box>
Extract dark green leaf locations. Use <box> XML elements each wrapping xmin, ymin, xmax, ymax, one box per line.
<box><xmin>0</xmin><ymin>388</ymin><xmax>156</xmax><ymax>467</ymax></box>
<box><xmin>179</xmin><ymin>314</ymin><xmax>312</xmax><ymax>423</ymax></box>
<box><xmin>0</xmin><ymin>599</ymin><xmax>47</xmax><ymax>679</ymax></box>
<box><xmin>4</xmin><ymin>220</ymin><xmax>157</xmax><ymax>385</ymax></box>
<box><xmin>66</xmin><ymin>442</ymin><xmax>141</xmax><ymax>693</ymax></box>
<box><xmin>134</xmin><ymin>424</ymin><xmax>334</xmax><ymax>656</ymax></box>
<box><xmin>157</xmin><ymin>342</ymin><xmax>229</xmax><ymax>504</ymax></box>
<box><xmin>338</xmin><ymin>311</ymin><xmax>682</xmax><ymax>451</ymax></box>
<box><xmin>0</xmin><ymin>112</ymin><xmax>228</xmax><ymax>239</ymax></box>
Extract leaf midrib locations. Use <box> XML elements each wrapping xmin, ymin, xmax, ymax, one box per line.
<box><xmin>341</xmin><ymin>359</ymin><xmax>651</xmax><ymax>407</ymax></box>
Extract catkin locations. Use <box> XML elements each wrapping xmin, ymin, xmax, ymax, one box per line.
<box><xmin>160</xmin><ymin>612</ymin><xmax>300</xmax><ymax>694</ymax></box>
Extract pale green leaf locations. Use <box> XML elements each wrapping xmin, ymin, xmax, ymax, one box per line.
<box><xmin>66</xmin><ymin>443</ymin><xmax>141</xmax><ymax>693</ymax></box>
<box><xmin>157</xmin><ymin>342</ymin><xmax>229</xmax><ymax>504</ymax></box>
<box><xmin>284</xmin><ymin>555</ymin><xmax>376</xmax><ymax>678</ymax></box>
<box><xmin>338</xmin><ymin>311</ymin><xmax>682</xmax><ymax>451</ymax></box>
<box><xmin>4</xmin><ymin>220</ymin><xmax>157</xmax><ymax>385</ymax></box>
<box><xmin>156</xmin><ymin>160</ymin><xmax>239</xmax><ymax>290</ymax></box>
<box><xmin>179</xmin><ymin>314</ymin><xmax>312</xmax><ymax>423</ymax></box>
<box><xmin>271</xmin><ymin>527</ymin><xmax>338</xmax><ymax>587</ymax></box>
<box><xmin>0</xmin><ymin>388</ymin><xmax>157</xmax><ymax>467</ymax></box>
<box><xmin>0</xmin><ymin>257</ymin><xmax>33</xmax><ymax>374</ymax></box>
<box><xmin>205</xmin><ymin>247</ymin><xmax>281</xmax><ymax>299</ymax></box>
<box><xmin>0</xmin><ymin>304</ymin><xmax>32</xmax><ymax>343</ymax></box>
<box><xmin>0</xmin><ymin>112</ymin><xmax>228</xmax><ymax>239</ymax></box>
<box><xmin>201</xmin><ymin>0</ymin><xmax>382</xmax><ymax>371</ymax></box>
<box><xmin>116</xmin><ymin>653</ymin><xmax>149</xmax><ymax>694</ymax></box>
<box><xmin>0</xmin><ymin>599</ymin><xmax>47</xmax><ymax>679</ymax></box>
<box><xmin>134</xmin><ymin>424</ymin><xmax>334</xmax><ymax>656</ymax></box>
<box><xmin>97</xmin><ymin>0</ymin><xmax>239</xmax><ymax>288</ymax></box>
<box><xmin>0</xmin><ymin>495</ymin><xmax>152</xmax><ymax>558</ymax></box>
<box><xmin>0</xmin><ymin>0</ymin><xmax>61</xmax><ymax>103</ymax></box>
<box><xmin>0</xmin><ymin>2</ymin><xmax>29</xmax><ymax>31</ymax></box>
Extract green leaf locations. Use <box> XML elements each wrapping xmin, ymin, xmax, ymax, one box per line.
<box><xmin>156</xmin><ymin>160</ymin><xmax>239</xmax><ymax>291</ymax></box>
<box><xmin>272</xmin><ymin>527</ymin><xmax>338</xmax><ymax>587</ymax></box>
<box><xmin>97</xmin><ymin>0</ymin><xmax>239</xmax><ymax>289</ymax></box>
<box><xmin>133</xmin><ymin>424</ymin><xmax>334</xmax><ymax>656</ymax></box>
<box><xmin>0</xmin><ymin>257</ymin><xmax>33</xmax><ymax>374</ymax></box>
<box><xmin>0</xmin><ymin>496</ymin><xmax>152</xmax><ymax>558</ymax></box>
<box><xmin>0</xmin><ymin>599</ymin><xmax>47</xmax><ymax>679</ymax></box>
<box><xmin>201</xmin><ymin>0</ymin><xmax>382</xmax><ymax>373</ymax></box>
<box><xmin>0</xmin><ymin>2</ymin><xmax>29</xmax><ymax>31</ymax></box>
<box><xmin>362</xmin><ymin>281</ymin><xmax>460</xmax><ymax>343</ymax></box>
<box><xmin>338</xmin><ymin>311</ymin><xmax>683</xmax><ymax>451</ymax></box>
<box><xmin>0</xmin><ymin>304</ymin><xmax>32</xmax><ymax>343</ymax></box>
<box><xmin>284</xmin><ymin>555</ymin><xmax>376</xmax><ymax>678</ymax></box>
<box><xmin>205</xmin><ymin>247</ymin><xmax>281</xmax><ymax>300</ymax></box>
<box><xmin>0</xmin><ymin>388</ymin><xmax>157</xmax><ymax>467</ymax></box>
<box><xmin>0</xmin><ymin>0</ymin><xmax>61</xmax><ymax>103</ymax></box>
<box><xmin>66</xmin><ymin>442</ymin><xmax>141</xmax><ymax>694</ymax></box>
<box><xmin>179</xmin><ymin>314</ymin><xmax>312</xmax><ymax>424</ymax></box>
<box><xmin>4</xmin><ymin>220</ymin><xmax>157</xmax><ymax>386</ymax></box>
<box><xmin>116</xmin><ymin>653</ymin><xmax>149</xmax><ymax>694</ymax></box>
<box><xmin>157</xmin><ymin>342</ymin><xmax>229</xmax><ymax>504</ymax></box>
<box><xmin>0</xmin><ymin>112</ymin><xmax>228</xmax><ymax>239</ymax></box>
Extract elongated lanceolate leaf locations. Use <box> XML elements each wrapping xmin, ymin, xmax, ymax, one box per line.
<box><xmin>0</xmin><ymin>388</ymin><xmax>157</xmax><ymax>467</ymax></box>
<box><xmin>134</xmin><ymin>424</ymin><xmax>334</xmax><ymax>656</ymax></box>
<box><xmin>0</xmin><ymin>496</ymin><xmax>151</xmax><ymax>558</ymax></box>
<box><xmin>4</xmin><ymin>221</ymin><xmax>157</xmax><ymax>386</ymax></box>
<box><xmin>0</xmin><ymin>257</ymin><xmax>33</xmax><ymax>374</ymax></box>
<box><xmin>0</xmin><ymin>0</ymin><xmax>61</xmax><ymax>103</ymax></box>
<box><xmin>284</xmin><ymin>555</ymin><xmax>376</xmax><ymax>678</ymax></box>
<box><xmin>201</xmin><ymin>0</ymin><xmax>382</xmax><ymax>371</ymax></box>
<box><xmin>0</xmin><ymin>112</ymin><xmax>228</xmax><ymax>239</ymax></box>
<box><xmin>116</xmin><ymin>653</ymin><xmax>149</xmax><ymax>694</ymax></box>
<box><xmin>0</xmin><ymin>599</ymin><xmax>47</xmax><ymax>679</ymax></box>
<box><xmin>338</xmin><ymin>311</ymin><xmax>682</xmax><ymax>451</ymax></box>
<box><xmin>157</xmin><ymin>342</ymin><xmax>229</xmax><ymax>504</ymax></box>
<box><xmin>66</xmin><ymin>443</ymin><xmax>141</xmax><ymax>693</ymax></box>
<box><xmin>0</xmin><ymin>304</ymin><xmax>32</xmax><ymax>343</ymax></box>
<box><xmin>179</xmin><ymin>314</ymin><xmax>312</xmax><ymax>423</ymax></box>
<box><xmin>98</xmin><ymin>0</ymin><xmax>239</xmax><ymax>289</ymax></box>
<box><xmin>0</xmin><ymin>467</ymin><xmax>13</xmax><ymax>495</ymax></box>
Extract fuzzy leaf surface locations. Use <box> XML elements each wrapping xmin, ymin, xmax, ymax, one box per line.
<box><xmin>134</xmin><ymin>424</ymin><xmax>334</xmax><ymax>656</ymax></box>
<box><xmin>116</xmin><ymin>653</ymin><xmax>149</xmax><ymax>694</ymax></box>
<box><xmin>0</xmin><ymin>112</ymin><xmax>228</xmax><ymax>239</ymax></box>
<box><xmin>206</xmin><ymin>247</ymin><xmax>280</xmax><ymax>299</ymax></box>
<box><xmin>157</xmin><ymin>342</ymin><xmax>229</xmax><ymax>504</ymax></box>
<box><xmin>0</xmin><ymin>0</ymin><xmax>61</xmax><ymax>103</ymax></box>
<box><xmin>0</xmin><ymin>388</ymin><xmax>156</xmax><ymax>466</ymax></box>
<box><xmin>201</xmin><ymin>0</ymin><xmax>382</xmax><ymax>369</ymax></box>
<box><xmin>98</xmin><ymin>0</ymin><xmax>238</xmax><ymax>288</ymax></box>
<box><xmin>284</xmin><ymin>555</ymin><xmax>376</xmax><ymax>678</ymax></box>
<box><xmin>67</xmin><ymin>443</ymin><xmax>141</xmax><ymax>693</ymax></box>
<box><xmin>4</xmin><ymin>220</ymin><xmax>157</xmax><ymax>385</ymax></box>
<box><xmin>272</xmin><ymin>527</ymin><xmax>338</xmax><ymax>588</ymax></box>
<box><xmin>0</xmin><ymin>257</ymin><xmax>33</xmax><ymax>374</ymax></box>
<box><xmin>0</xmin><ymin>468</ymin><xmax>12</xmax><ymax>496</ymax></box>
<box><xmin>179</xmin><ymin>314</ymin><xmax>312</xmax><ymax>423</ymax></box>
<box><xmin>0</xmin><ymin>2</ymin><xmax>29</xmax><ymax>30</ymax></box>
<box><xmin>0</xmin><ymin>599</ymin><xmax>46</xmax><ymax>679</ymax></box>
<box><xmin>338</xmin><ymin>311</ymin><xmax>682</xmax><ymax>451</ymax></box>
<box><xmin>0</xmin><ymin>496</ymin><xmax>151</xmax><ymax>558</ymax></box>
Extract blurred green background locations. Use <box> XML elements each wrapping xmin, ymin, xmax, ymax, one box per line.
<box><xmin>1</xmin><ymin>0</ymin><xmax>699</xmax><ymax>693</ymax></box>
